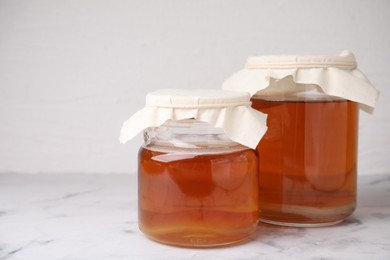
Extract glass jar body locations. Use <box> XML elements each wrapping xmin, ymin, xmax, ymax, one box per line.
<box><xmin>252</xmin><ymin>82</ymin><xmax>358</xmax><ymax>227</ymax></box>
<box><xmin>138</xmin><ymin>120</ymin><xmax>259</xmax><ymax>247</ymax></box>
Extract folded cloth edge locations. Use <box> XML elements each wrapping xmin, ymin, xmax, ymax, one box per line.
<box><xmin>119</xmin><ymin>106</ymin><xmax>267</xmax><ymax>149</ymax></box>
<box><xmin>222</xmin><ymin>67</ymin><xmax>379</xmax><ymax>108</ymax></box>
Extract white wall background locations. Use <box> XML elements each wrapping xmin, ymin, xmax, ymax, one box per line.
<box><xmin>0</xmin><ymin>0</ymin><xmax>389</xmax><ymax>174</ymax></box>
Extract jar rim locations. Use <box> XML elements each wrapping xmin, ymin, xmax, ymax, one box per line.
<box><xmin>145</xmin><ymin>89</ymin><xmax>251</xmax><ymax>109</ymax></box>
<box><xmin>246</xmin><ymin>50</ymin><xmax>357</xmax><ymax>70</ymax></box>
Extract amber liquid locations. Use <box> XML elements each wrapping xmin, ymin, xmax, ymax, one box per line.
<box><xmin>251</xmin><ymin>99</ymin><xmax>358</xmax><ymax>226</ymax></box>
<box><xmin>138</xmin><ymin>147</ymin><xmax>259</xmax><ymax>247</ymax></box>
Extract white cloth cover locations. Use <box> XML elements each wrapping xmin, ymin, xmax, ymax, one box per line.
<box><xmin>119</xmin><ymin>89</ymin><xmax>267</xmax><ymax>149</ymax></box>
<box><xmin>222</xmin><ymin>50</ymin><xmax>378</xmax><ymax>107</ymax></box>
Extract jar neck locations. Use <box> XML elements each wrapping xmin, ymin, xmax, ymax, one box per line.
<box><xmin>253</xmin><ymin>76</ymin><xmax>346</xmax><ymax>102</ymax></box>
<box><xmin>143</xmin><ymin>119</ymin><xmax>248</xmax><ymax>154</ymax></box>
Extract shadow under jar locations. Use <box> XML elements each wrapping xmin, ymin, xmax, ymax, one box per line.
<box><xmin>138</xmin><ymin>120</ymin><xmax>259</xmax><ymax>247</ymax></box>
<box><xmin>252</xmin><ymin>85</ymin><xmax>359</xmax><ymax>227</ymax></box>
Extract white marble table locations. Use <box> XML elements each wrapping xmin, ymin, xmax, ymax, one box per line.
<box><xmin>0</xmin><ymin>173</ymin><xmax>389</xmax><ymax>260</ymax></box>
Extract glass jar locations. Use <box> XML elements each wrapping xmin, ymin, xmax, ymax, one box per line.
<box><xmin>252</xmin><ymin>78</ymin><xmax>359</xmax><ymax>226</ymax></box>
<box><xmin>222</xmin><ymin>51</ymin><xmax>378</xmax><ymax>227</ymax></box>
<box><xmin>138</xmin><ymin>120</ymin><xmax>259</xmax><ymax>247</ymax></box>
<box><xmin>120</xmin><ymin>89</ymin><xmax>267</xmax><ymax>246</ymax></box>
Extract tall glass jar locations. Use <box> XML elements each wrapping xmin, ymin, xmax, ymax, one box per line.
<box><xmin>222</xmin><ymin>51</ymin><xmax>378</xmax><ymax>227</ymax></box>
<box><xmin>138</xmin><ymin>120</ymin><xmax>259</xmax><ymax>247</ymax></box>
<box><xmin>119</xmin><ymin>89</ymin><xmax>268</xmax><ymax>247</ymax></box>
<box><xmin>252</xmin><ymin>80</ymin><xmax>359</xmax><ymax>226</ymax></box>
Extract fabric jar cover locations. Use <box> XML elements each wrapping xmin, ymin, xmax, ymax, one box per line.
<box><xmin>119</xmin><ymin>89</ymin><xmax>267</xmax><ymax>149</ymax></box>
<box><xmin>222</xmin><ymin>50</ymin><xmax>379</xmax><ymax>108</ymax></box>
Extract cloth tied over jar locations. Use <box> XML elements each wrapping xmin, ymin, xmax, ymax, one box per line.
<box><xmin>119</xmin><ymin>89</ymin><xmax>267</xmax><ymax>149</ymax></box>
<box><xmin>222</xmin><ymin>50</ymin><xmax>378</xmax><ymax>108</ymax></box>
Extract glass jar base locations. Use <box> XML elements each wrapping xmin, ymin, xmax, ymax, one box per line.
<box><xmin>259</xmin><ymin>218</ymin><xmax>344</xmax><ymax>227</ymax></box>
<box><xmin>258</xmin><ymin>202</ymin><xmax>355</xmax><ymax>227</ymax></box>
<box><xmin>144</xmin><ymin>232</ymin><xmax>254</xmax><ymax>248</ymax></box>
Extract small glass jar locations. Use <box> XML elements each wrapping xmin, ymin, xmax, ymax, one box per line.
<box><xmin>138</xmin><ymin>120</ymin><xmax>259</xmax><ymax>247</ymax></box>
<box><xmin>120</xmin><ymin>89</ymin><xmax>267</xmax><ymax>247</ymax></box>
<box><xmin>222</xmin><ymin>51</ymin><xmax>378</xmax><ymax>227</ymax></box>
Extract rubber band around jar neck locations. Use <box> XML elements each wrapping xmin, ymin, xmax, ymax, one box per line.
<box><xmin>145</xmin><ymin>101</ymin><xmax>252</xmax><ymax>109</ymax></box>
<box><xmin>245</xmin><ymin>51</ymin><xmax>357</xmax><ymax>70</ymax></box>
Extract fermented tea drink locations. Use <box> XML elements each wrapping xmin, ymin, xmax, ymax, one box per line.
<box><xmin>120</xmin><ymin>89</ymin><xmax>267</xmax><ymax>246</ymax></box>
<box><xmin>222</xmin><ymin>51</ymin><xmax>378</xmax><ymax>226</ymax></box>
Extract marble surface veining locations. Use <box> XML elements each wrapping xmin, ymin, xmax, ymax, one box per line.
<box><xmin>0</xmin><ymin>174</ymin><xmax>389</xmax><ymax>260</ymax></box>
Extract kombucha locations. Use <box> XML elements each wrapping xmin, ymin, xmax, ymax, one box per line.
<box><xmin>138</xmin><ymin>147</ymin><xmax>259</xmax><ymax>247</ymax></box>
<box><xmin>251</xmin><ymin>99</ymin><xmax>359</xmax><ymax>226</ymax></box>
